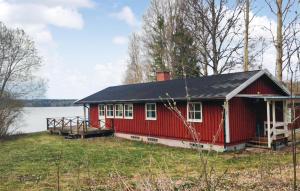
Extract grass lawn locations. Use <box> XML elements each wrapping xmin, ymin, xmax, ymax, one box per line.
<box><xmin>0</xmin><ymin>132</ymin><xmax>299</xmax><ymax>190</ymax></box>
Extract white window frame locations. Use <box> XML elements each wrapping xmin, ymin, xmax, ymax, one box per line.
<box><xmin>187</xmin><ymin>102</ymin><xmax>202</xmax><ymax>122</ymax></box>
<box><xmin>114</xmin><ymin>104</ymin><xmax>123</xmax><ymax>119</ymax></box>
<box><xmin>145</xmin><ymin>103</ymin><xmax>157</xmax><ymax>120</ymax></box>
<box><xmin>98</xmin><ymin>104</ymin><xmax>105</xmax><ymax>117</ymax></box>
<box><xmin>106</xmin><ymin>104</ymin><xmax>114</xmax><ymax>118</ymax></box>
<box><xmin>124</xmin><ymin>104</ymin><xmax>134</xmax><ymax>119</ymax></box>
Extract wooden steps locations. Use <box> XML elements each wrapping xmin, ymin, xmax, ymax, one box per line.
<box><xmin>247</xmin><ymin>137</ymin><xmax>269</xmax><ymax>149</ymax></box>
<box><xmin>247</xmin><ymin>136</ymin><xmax>288</xmax><ymax>150</ymax></box>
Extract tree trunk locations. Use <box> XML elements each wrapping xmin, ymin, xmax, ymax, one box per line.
<box><xmin>276</xmin><ymin>0</ymin><xmax>283</xmax><ymax>81</ymax></box>
<box><xmin>243</xmin><ymin>0</ymin><xmax>249</xmax><ymax>71</ymax></box>
<box><xmin>211</xmin><ymin>0</ymin><xmax>218</xmax><ymax>74</ymax></box>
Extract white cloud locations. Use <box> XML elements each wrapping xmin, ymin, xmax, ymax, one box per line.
<box><xmin>112</xmin><ymin>35</ymin><xmax>128</xmax><ymax>45</ymax></box>
<box><xmin>44</xmin><ymin>58</ymin><xmax>127</xmax><ymax>98</ymax></box>
<box><xmin>111</xmin><ymin>6</ymin><xmax>137</xmax><ymax>27</ymax></box>
<box><xmin>0</xmin><ymin>0</ymin><xmax>95</xmax><ymax>98</ymax></box>
<box><xmin>0</xmin><ymin>1</ymin><xmax>88</xmax><ymax>30</ymax></box>
<box><xmin>11</xmin><ymin>0</ymin><xmax>95</xmax><ymax>8</ymax></box>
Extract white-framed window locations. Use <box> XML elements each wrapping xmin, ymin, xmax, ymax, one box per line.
<box><xmin>124</xmin><ymin>104</ymin><xmax>133</xmax><ymax>119</ymax></box>
<box><xmin>114</xmin><ymin>104</ymin><xmax>123</xmax><ymax>118</ymax></box>
<box><xmin>145</xmin><ymin>103</ymin><xmax>157</xmax><ymax>120</ymax></box>
<box><xmin>187</xmin><ymin>102</ymin><xmax>202</xmax><ymax>122</ymax></box>
<box><xmin>98</xmin><ymin>104</ymin><xmax>105</xmax><ymax>117</ymax></box>
<box><xmin>106</xmin><ymin>104</ymin><xmax>114</xmax><ymax>118</ymax></box>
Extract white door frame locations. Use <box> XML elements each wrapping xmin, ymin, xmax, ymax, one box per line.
<box><xmin>98</xmin><ymin>104</ymin><xmax>106</xmax><ymax>129</ymax></box>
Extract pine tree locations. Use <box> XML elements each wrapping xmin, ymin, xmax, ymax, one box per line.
<box><xmin>172</xmin><ymin>16</ymin><xmax>200</xmax><ymax>78</ymax></box>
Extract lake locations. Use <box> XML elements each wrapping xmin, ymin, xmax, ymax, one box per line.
<box><xmin>17</xmin><ymin>107</ymin><xmax>83</xmax><ymax>133</ymax></box>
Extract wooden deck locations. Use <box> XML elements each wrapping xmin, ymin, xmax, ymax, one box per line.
<box><xmin>46</xmin><ymin>117</ymin><xmax>113</xmax><ymax>139</ymax></box>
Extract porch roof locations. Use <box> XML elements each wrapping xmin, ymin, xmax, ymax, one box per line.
<box><xmin>236</xmin><ymin>94</ymin><xmax>300</xmax><ymax>101</ymax></box>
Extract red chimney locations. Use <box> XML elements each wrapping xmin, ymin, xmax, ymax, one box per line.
<box><xmin>156</xmin><ymin>71</ymin><xmax>171</xmax><ymax>81</ymax></box>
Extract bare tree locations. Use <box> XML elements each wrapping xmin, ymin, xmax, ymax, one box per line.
<box><xmin>184</xmin><ymin>0</ymin><xmax>210</xmax><ymax>76</ymax></box>
<box><xmin>244</xmin><ymin>0</ymin><xmax>250</xmax><ymax>71</ymax></box>
<box><xmin>185</xmin><ymin>0</ymin><xmax>245</xmax><ymax>74</ymax></box>
<box><xmin>142</xmin><ymin>0</ymin><xmax>171</xmax><ymax>79</ymax></box>
<box><xmin>142</xmin><ymin>0</ymin><xmax>201</xmax><ymax>79</ymax></box>
<box><xmin>0</xmin><ymin>22</ymin><xmax>44</xmax><ymax>137</ymax></box>
<box><xmin>123</xmin><ymin>33</ymin><xmax>144</xmax><ymax>84</ymax></box>
<box><xmin>265</xmin><ymin>0</ymin><xmax>300</xmax><ymax>81</ymax></box>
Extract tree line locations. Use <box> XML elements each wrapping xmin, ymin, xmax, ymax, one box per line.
<box><xmin>123</xmin><ymin>0</ymin><xmax>300</xmax><ymax>84</ymax></box>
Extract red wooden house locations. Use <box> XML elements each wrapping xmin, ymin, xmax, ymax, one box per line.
<box><xmin>75</xmin><ymin>70</ymin><xmax>292</xmax><ymax>151</ymax></box>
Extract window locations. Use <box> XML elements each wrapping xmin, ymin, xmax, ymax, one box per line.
<box><xmin>115</xmin><ymin>104</ymin><xmax>123</xmax><ymax>118</ymax></box>
<box><xmin>106</xmin><ymin>104</ymin><xmax>114</xmax><ymax>118</ymax></box>
<box><xmin>124</xmin><ymin>104</ymin><xmax>133</xmax><ymax>119</ymax></box>
<box><xmin>187</xmin><ymin>102</ymin><xmax>202</xmax><ymax>122</ymax></box>
<box><xmin>145</xmin><ymin>103</ymin><xmax>156</xmax><ymax>120</ymax></box>
<box><xmin>98</xmin><ymin>104</ymin><xmax>105</xmax><ymax>117</ymax></box>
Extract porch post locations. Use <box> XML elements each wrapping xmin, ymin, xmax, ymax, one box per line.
<box><xmin>272</xmin><ymin>101</ymin><xmax>276</xmax><ymax>143</ymax></box>
<box><xmin>283</xmin><ymin>100</ymin><xmax>288</xmax><ymax>134</ymax></box>
<box><xmin>267</xmin><ymin>101</ymin><xmax>271</xmax><ymax>148</ymax></box>
<box><xmin>83</xmin><ymin>104</ymin><xmax>87</xmax><ymax>130</ymax></box>
<box><xmin>224</xmin><ymin>101</ymin><xmax>230</xmax><ymax>143</ymax></box>
<box><xmin>272</xmin><ymin>101</ymin><xmax>276</xmax><ymax>124</ymax></box>
<box><xmin>282</xmin><ymin>100</ymin><xmax>288</xmax><ymax>137</ymax></box>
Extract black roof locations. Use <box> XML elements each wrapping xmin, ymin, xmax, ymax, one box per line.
<box><xmin>76</xmin><ymin>70</ymin><xmax>261</xmax><ymax>104</ymax></box>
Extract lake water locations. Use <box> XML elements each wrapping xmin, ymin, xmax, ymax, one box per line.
<box><xmin>17</xmin><ymin>107</ymin><xmax>83</xmax><ymax>133</ymax></box>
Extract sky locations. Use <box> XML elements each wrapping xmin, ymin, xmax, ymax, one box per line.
<box><xmin>0</xmin><ymin>0</ymin><xmax>296</xmax><ymax>99</ymax></box>
<box><xmin>0</xmin><ymin>0</ymin><xmax>150</xmax><ymax>99</ymax></box>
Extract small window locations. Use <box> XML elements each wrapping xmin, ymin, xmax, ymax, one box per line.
<box><xmin>106</xmin><ymin>104</ymin><xmax>114</xmax><ymax>118</ymax></box>
<box><xmin>124</xmin><ymin>104</ymin><xmax>133</xmax><ymax>119</ymax></box>
<box><xmin>115</xmin><ymin>104</ymin><xmax>123</xmax><ymax>118</ymax></box>
<box><xmin>98</xmin><ymin>104</ymin><xmax>105</xmax><ymax>117</ymax></box>
<box><xmin>187</xmin><ymin>102</ymin><xmax>202</xmax><ymax>122</ymax></box>
<box><xmin>145</xmin><ymin>103</ymin><xmax>157</xmax><ymax>120</ymax></box>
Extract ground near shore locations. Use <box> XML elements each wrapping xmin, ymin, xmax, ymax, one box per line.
<box><xmin>0</xmin><ymin>132</ymin><xmax>299</xmax><ymax>190</ymax></box>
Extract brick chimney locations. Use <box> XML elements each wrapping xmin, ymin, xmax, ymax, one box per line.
<box><xmin>156</xmin><ymin>71</ymin><xmax>171</xmax><ymax>81</ymax></box>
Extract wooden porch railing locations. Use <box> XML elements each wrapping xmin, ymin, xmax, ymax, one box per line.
<box><xmin>46</xmin><ymin>117</ymin><xmax>114</xmax><ymax>138</ymax></box>
<box><xmin>47</xmin><ymin>116</ymin><xmax>89</xmax><ymax>134</ymax></box>
<box><xmin>264</xmin><ymin>121</ymin><xmax>289</xmax><ymax>147</ymax></box>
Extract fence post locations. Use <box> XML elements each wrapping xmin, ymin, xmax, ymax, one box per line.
<box><xmin>54</xmin><ymin>119</ymin><xmax>56</xmax><ymax>131</ymax></box>
<box><xmin>70</xmin><ymin>119</ymin><xmax>72</xmax><ymax>134</ymax></box>
<box><xmin>46</xmin><ymin>118</ymin><xmax>49</xmax><ymax>130</ymax></box>
<box><xmin>62</xmin><ymin>117</ymin><xmax>65</xmax><ymax>132</ymax></box>
<box><xmin>77</xmin><ymin>116</ymin><xmax>80</xmax><ymax>135</ymax></box>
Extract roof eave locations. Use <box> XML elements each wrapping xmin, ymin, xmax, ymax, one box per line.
<box><xmin>75</xmin><ymin>96</ymin><xmax>226</xmax><ymax>104</ymax></box>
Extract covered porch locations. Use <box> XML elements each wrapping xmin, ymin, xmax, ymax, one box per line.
<box><xmin>237</xmin><ymin>95</ymin><xmax>295</xmax><ymax>149</ymax></box>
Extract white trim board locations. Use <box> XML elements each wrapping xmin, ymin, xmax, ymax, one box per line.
<box><xmin>224</xmin><ymin>101</ymin><xmax>230</xmax><ymax>143</ymax></box>
<box><xmin>225</xmin><ymin>69</ymin><xmax>290</xmax><ymax>101</ymax></box>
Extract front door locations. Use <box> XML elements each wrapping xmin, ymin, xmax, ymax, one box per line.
<box><xmin>253</xmin><ymin>99</ymin><xmax>265</xmax><ymax>137</ymax></box>
<box><xmin>98</xmin><ymin>104</ymin><xmax>106</xmax><ymax>129</ymax></box>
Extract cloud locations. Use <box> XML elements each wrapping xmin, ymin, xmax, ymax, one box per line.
<box><xmin>11</xmin><ymin>0</ymin><xmax>95</xmax><ymax>8</ymax></box>
<box><xmin>0</xmin><ymin>1</ymin><xmax>90</xmax><ymax>30</ymax></box>
<box><xmin>44</xmin><ymin>58</ymin><xmax>127</xmax><ymax>99</ymax></box>
<box><xmin>112</xmin><ymin>35</ymin><xmax>128</xmax><ymax>45</ymax></box>
<box><xmin>0</xmin><ymin>0</ymin><xmax>95</xmax><ymax>98</ymax></box>
<box><xmin>111</xmin><ymin>6</ymin><xmax>137</xmax><ymax>27</ymax></box>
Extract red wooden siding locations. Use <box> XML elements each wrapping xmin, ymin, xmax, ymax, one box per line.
<box><xmin>230</xmin><ymin>75</ymin><xmax>287</xmax><ymax>144</ymax></box>
<box><xmin>240</xmin><ymin>75</ymin><xmax>285</xmax><ymax>95</ymax></box>
<box><xmin>229</xmin><ymin>98</ymin><xmax>257</xmax><ymax>143</ymax></box>
<box><xmin>229</xmin><ymin>98</ymin><xmax>284</xmax><ymax>144</ymax></box>
<box><xmin>89</xmin><ymin>104</ymin><xmax>99</xmax><ymax>128</ymax></box>
<box><xmin>105</xmin><ymin>101</ymin><xmax>225</xmax><ymax>144</ymax></box>
<box><xmin>87</xmin><ymin>74</ymin><xmax>288</xmax><ymax>146</ymax></box>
